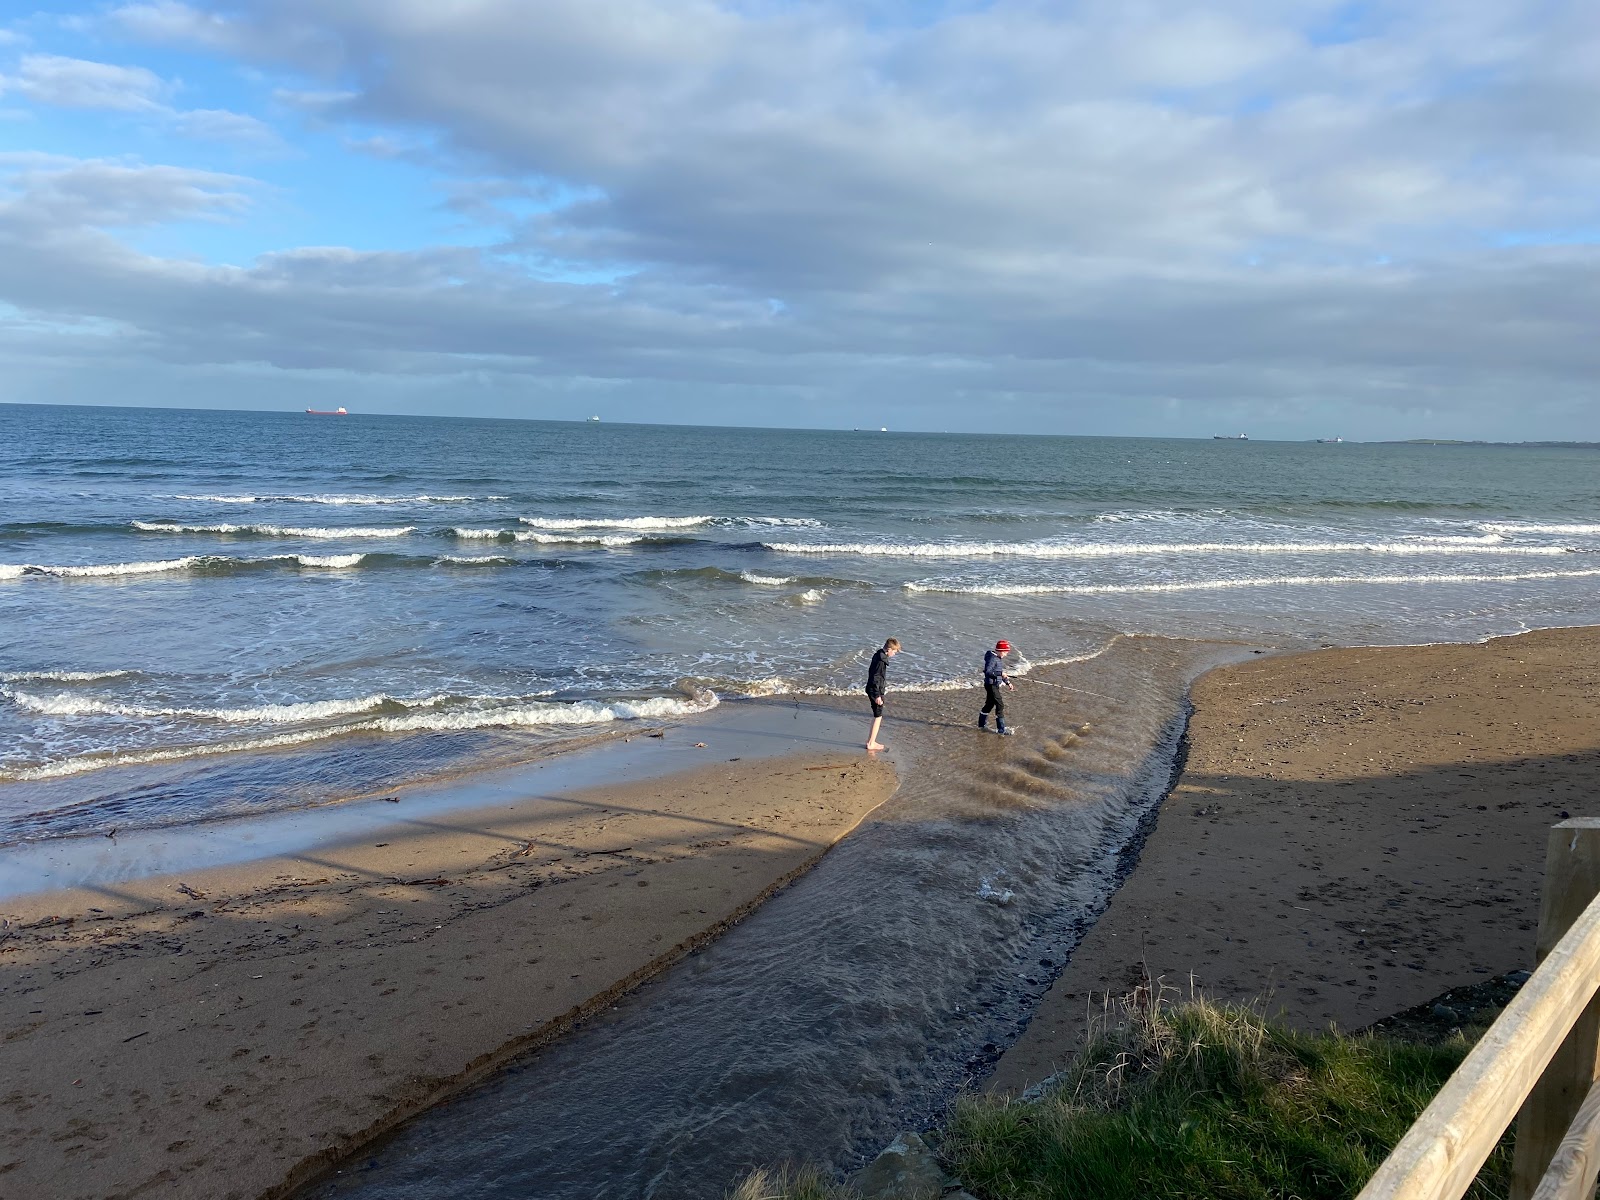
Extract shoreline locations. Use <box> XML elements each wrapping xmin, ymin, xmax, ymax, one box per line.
<box><xmin>0</xmin><ymin>697</ymin><xmax>889</xmax><ymax>902</ymax></box>
<box><xmin>0</xmin><ymin>708</ymin><xmax>898</xmax><ymax>1200</ymax></box>
<box><xmin>988</xmin><ymin>624</ymin><xmax>1600</xmax><ymax>1094</ymax></box>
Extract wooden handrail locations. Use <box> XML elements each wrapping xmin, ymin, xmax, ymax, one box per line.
<box><xmin>1531</xmin><ymin>1076</ymin><xmax>1600</xmax><ymax>1200</ymax></box>
<box><xmin>1357</xmin><ymin>819</ymin><xmax>1600</xmax><ymax>1200</ymax></box>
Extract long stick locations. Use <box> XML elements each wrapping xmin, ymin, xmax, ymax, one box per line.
<box><xmin>1020</xmin><ymin>677</ymin><xmax>1118</xmax><ymax>703</ymax></box>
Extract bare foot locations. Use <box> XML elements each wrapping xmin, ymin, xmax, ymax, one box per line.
<box><xmin>866</xmin><ymin>742</ymin><xmax>887</xmax><ymax>751</ymax></box>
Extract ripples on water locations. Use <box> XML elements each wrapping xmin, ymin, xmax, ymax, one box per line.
<box><xmin>306</xmin><ymin>640</ymin><xmax>1217</xmax><ymax>1199</ymax></box>
<box><xmin>7</xmin><ymin>406</ymin><xmax>1600</xmax><ymax>1195</ymax></box>
<box><xmin>5</xmin><ymin>404</ymin><xmax>1600</xmax><ymax>839</ymax></box>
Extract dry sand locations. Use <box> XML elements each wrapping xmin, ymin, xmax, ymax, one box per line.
<box><xmin>990</xmin><ymin>625</ymin><xmax>1600</xmax><ymax>1094</ymax></box>
<box><xmin>0</xmin><ymin>748</ymin><xmax>894</xmax><ymax>1200</ymax></box>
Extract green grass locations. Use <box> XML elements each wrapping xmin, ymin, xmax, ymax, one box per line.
<box><xmin>727</xmin><ymin>991</ymin><xmax>1515</xmax><ymax>1200</ymax></box>
<box><xmin>726</xmin><ymin>1165</ymin><xmax>857</xmax><ymax>1200</ymax></box>
<box><xmin>943</xmin><ymin>992</ymin><xmax>1513</xmax><ymax>1200</ymax></box>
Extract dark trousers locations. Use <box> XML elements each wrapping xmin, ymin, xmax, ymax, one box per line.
<box><xmin>981</xmin><ymin>682</ymin><xmax>1005</xmax><ymax>719</ymax></box>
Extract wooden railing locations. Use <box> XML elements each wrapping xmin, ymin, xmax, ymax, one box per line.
<box><xmin>1358</xmin><ymin>818</ymin><xmax>1600</xmax><ymax>1200</ymax></box>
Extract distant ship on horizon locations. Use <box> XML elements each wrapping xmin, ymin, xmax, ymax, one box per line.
<box><xmin>305</xmin><ymin>407</ymin><xmax>348</xmax><ymax>415</ymax></box>
<box><xmin>1316</xmin><ymin>437</ymin><xmax>1343</xmax><ymax>443</ymax></box>
<box><xmin>1213</xmin><ymin>433</ymin><xmax>1248</xmax><ymax>440</ymax></box>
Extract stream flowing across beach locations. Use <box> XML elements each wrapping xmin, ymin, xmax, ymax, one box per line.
<box><xmin>7</xmin><ymin>406</ymin><xmax>1600</xmax><ymax>1194</ymax></box>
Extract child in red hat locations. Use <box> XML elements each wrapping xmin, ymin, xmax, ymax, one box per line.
<box><xmin>980</xmin><ymin>640</ymin><xmax>1015</xmax><ymax>735</ymax></box>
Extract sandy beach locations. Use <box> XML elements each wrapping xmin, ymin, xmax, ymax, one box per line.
<box><xmin>990</xmin><ymin>625</ymin><xmax>1600</xmax><ymax>1093</ymax></box>
<box><xmin>0</xmin><ymin>723</ymin><xmax>894</xmax><ymax>1200</ymax></box>
<box><xmin>9</xmin><ymin>624</ymin><xmax>1597</xmax><ymax>1196</ymax></box>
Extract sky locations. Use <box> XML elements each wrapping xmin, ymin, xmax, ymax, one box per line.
<box><xmin>0</xmin><ymin>1</ymin><xmax>1597</xmax><ymax>439</ymax></box>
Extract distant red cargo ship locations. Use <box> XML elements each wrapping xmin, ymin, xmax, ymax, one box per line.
<box><xmin>305</xmin><ymin>407</ymin><xmax>348</xmax><ymax>414</ymax></box>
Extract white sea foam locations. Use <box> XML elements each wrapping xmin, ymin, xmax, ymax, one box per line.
<box><xmin>437</xmin><ymin>555</ymin><xmax>516</xmax><ymax>566</ymax></box>
<box><xmin>904</xmin><ymin>567</ymin><xmax>1600</xmax><ymax>597</ymax></box>
<box><xmin>1</xmin><ymin>557</ymin><xmax>204</xmax><ymax>579</ymax></box>
<box><xmin>0</xmin><ymin>691</ymin><xmax>718</xmax><ymax>782</ymax></box>
<box><xmin>1479</xmin><ymin>522</ymin><xmax>1600</xmax><ymax>535</ymax></box>
<box><xmin>793</xmin><ymin>588</ymin><xmax>827</xmax><ymax>605</ymax></box>
<box><xmin>7</xmin><ymin>690</ymin><xmax>430</xmax><ymax>722</ymax></box>
<box><xmin>452</xmin><ymin>527</ymin><xmax>652</xmax><ymax>547</ymax></box>
<box><xmin>133</xmin><ymin>521</ymin><xmax>414</xmax><ymax>539</ymax></box>
<box><xmin>0</xmin><ymin>553</ymin><xmax>366</xmax><ymax>579</ymax></box>
<box><xmin>168</xmin><ymin>493</ymin><xmax>504</xmax><ymax>506</ymax></box>
<box><xmin>0</xmin><ymin>669</ymin><xmax>134</xmax><ymax>683</ymax></box>
<box><xmin>519</xmin><ymin>516</ymin><xmax>713</xmax><ymax>530</ymax></box>
<box><xmin>290</xmin><ymin>554</ymin><xmax>366</xmax><ymax>568</ymax></box>
<box><xmin>518</xmin><ymin>515</ymin><xmax>819</xmax><ymax>531</ymax></box>
<box><xmin>516</xmin><ymin>531</ymin><xmax>655</xmax><ymax>547</ymax></box>
<box><xmin>738</xmin><ymin>571</ymin><xmax>795</xmax><ymax>585</ymax></box>
<box><xmin>767</xmin><ymin>539</ymin><xmax>1575</xmax><ymax>559</ymax></box>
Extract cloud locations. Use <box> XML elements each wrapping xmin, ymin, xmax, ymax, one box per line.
<box><xmin>12</xmin><ymin>0</ymin><xmax>1600</xmax><ymax>435</ymax></box>
<box><xmin>170</xmin><ymin>107</ymin><xmax>282</xmax><ymax>147</ymax></box>
<box><xmin>0</xmin><ymin>50</ymin><xmax>283</xmax><ymax>149</ymax></box>
<box><xmin>0</xmin><ymin>154</ymin><xmax>255</xmax><ymax>231</ymax></box>
<box><xmin>0</xmin><ymin>53</ymin><xmax>165</xmax><ymax>111</ymax></box>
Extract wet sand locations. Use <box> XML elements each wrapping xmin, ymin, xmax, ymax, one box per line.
<box><xmin>990</xmin><ymin>625</ymin><xmax>1600</xmax><ymax>1094</ymax></box>
<box><xmin>0</xmin><ymin>714</ymin><xmax>895</xmax><ymax>1200</ymax></box>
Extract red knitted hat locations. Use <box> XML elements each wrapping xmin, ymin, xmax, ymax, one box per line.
<box><xmin>995</xmin><ymin>640</ymin><xmax>1011</xmax><ymax>652</ymax></box>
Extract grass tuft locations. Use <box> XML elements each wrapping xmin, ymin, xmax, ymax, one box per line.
<box><xmin>944</xmin><ymin>986</ymin><xmax>1512</xmax><ymax>1200</ymax></box>
<box><xmin>727</xmin><ymin>986</ymin><xmax>1514</xmax><ymax>1200</ymax></box>
<box><xmin>725</xmin><ymin>1164</ymin><xmax>857</xmax><ymax>1200</ymax></box>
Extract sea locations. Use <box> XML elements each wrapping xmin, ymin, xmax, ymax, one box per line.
<box><xmin>3</xmin><ymin>402</ymin><xmax>1600</xmax><ymax>841</ymax></box>
<box><xmin>8</xmin><ymin>403</ymin><xmax>1600</xmax><ymax>1196</ymax></box>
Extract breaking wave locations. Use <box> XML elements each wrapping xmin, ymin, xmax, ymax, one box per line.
<box><xmin>167</xmin><ymin>494</ymin><xmax>504</xmax><ymax>505</ymax></box>
<box><xmin>0</xmin><ymin>554</ymin><xmax>368</xmax><ymax>578</ymax></box>
<box><xmin>451</xmin><ymin>528</ymin><xmax>691</xmax><ymax>548</ymax></box>
<box><xmin>518</xmin><ymin>515</ymin><xmax>821</xmax><ymax>531</ymax></box>
<box><xmin>0</xmin><ymin>691</ymin><xmax>719</xmax><ymax>782</ymax></box>
<box><xmin>133</xmin><ymin>521</ymin><xmax>415</xmax><ymax>538</ymax></box>
<box><xmin>519</xmin><ymin>516</ymin><xmax>713</xmax><ymax>531</ymax></box>
<box><xmin>766</xmin><ymin>539</ymin><xmax>1575</xmax><ymax>559</ymax></box>
<box><xmin>1478</xmin><ymin>522</ymin><xmax>1600</xmax><ymax>535</ymax></box>
<box><xmin>0</xmin><ymin>669</ymin><xmax>135</xmax><ymax>683</ymax></box>
<box><xmin>904</xmin><ymin>567</ymin><xmax>1600</xmax><ymax>596</ymax></box>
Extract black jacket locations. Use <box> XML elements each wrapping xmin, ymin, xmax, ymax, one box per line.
<box><xmin>866</xmin><ymin>648</ymin><xmax>890</xmax><ymax>698</ymax></box>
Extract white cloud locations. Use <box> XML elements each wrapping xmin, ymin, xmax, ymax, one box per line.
<box><xmin>0</xmin><ymin>154</ymin><xmax>255</xmax><ymax>231</ymax></box>
<box><xmin>10</xmin><ymin>0</ymin><xmax>1600</xmax><ymax>435</ymax></box>
<box><xmin>170</xmin><ymin>107</ymin><xmax>283</xmax><ymax>148</ymax></box>
<box><xmin>0</xmin><ymin>53</ymin><xmax>164</xmax><ymax>111</ymax></box>
<box><xmin>0</xmin><ymin>50</ymin><xmax>283</xmax><ymax>150</ymax></box>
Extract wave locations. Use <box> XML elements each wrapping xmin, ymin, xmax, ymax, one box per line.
<box><xmin>133</xmin><ymin>521</ymin><xmax>414</xmax><ymax>539</ymax></box>
<box><xmin>904</xmin><ymin>567</ymin><xmax>1600</xmax><ymax>597</ymax></box>
<box><xmin>167</xmin><ymin>494</ymin><xmax>505</xmax><ymax>506</ymax></box>
<box><xmin>518</xmin><ymin>515</ymin><xmax>821</xmax><ymax>531</ymax></box>
<box><xmin>0</xmin><ymin>691</ymin><xmax>719</xmax><ymax>782</ymax></box>
<box><xmin>765</xmin><ymin>539</ymin><xmax>1576</xmax><ymax>559</ymax></box>
<box><xmin>4</xmin><ymin>688</ymin><xmax>570</xmax><ymax>724</ymax></box>
<box><xmin>1</xmin><ymin>556</ymin><xmax>207</xmax><ymax>579</ymax></box>
<box><xmin>0</xmin><ymin>552</ymin><xmax>570</xmax><ymax>580</ymax></box>
<box><xmin>1478</xmin><ymin>522</ymin><xmax>1600</xmax><ymax>535</ymax></box>
<box><xmin>519</xmin><ymin>515</ymin><xmax>713</xmax><ymax>531</ymax></box>
<box><xmin>0</xmin><ymin>553</ymin><xmax>369</xmax><ymax>579</ymax></box>
<box><xmin>452</xmin><ymin>527</ymin><xmax>690</xmax><ymax>548</ymax></box>
<box><xmin>0</xmin><ymin>669</ymin><xmax>135</xmax><ymax>683</ymax></box>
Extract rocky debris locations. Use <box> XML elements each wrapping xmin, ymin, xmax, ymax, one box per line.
<box><xmin>1364</xmin><ymin>970</ymin><xmax>1532</xmax><ymax>1042</ymax></box>
<box><xmin>851</xmin><ymin>1131</ymin><xmax>968</xmax><ymax>1200</ymax></box>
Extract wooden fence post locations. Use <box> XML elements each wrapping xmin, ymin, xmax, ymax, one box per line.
<box><xmin>1511</xmin><ymin>819</ymin><xmax>1600</xmax><ymax>1200</ymax></box>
